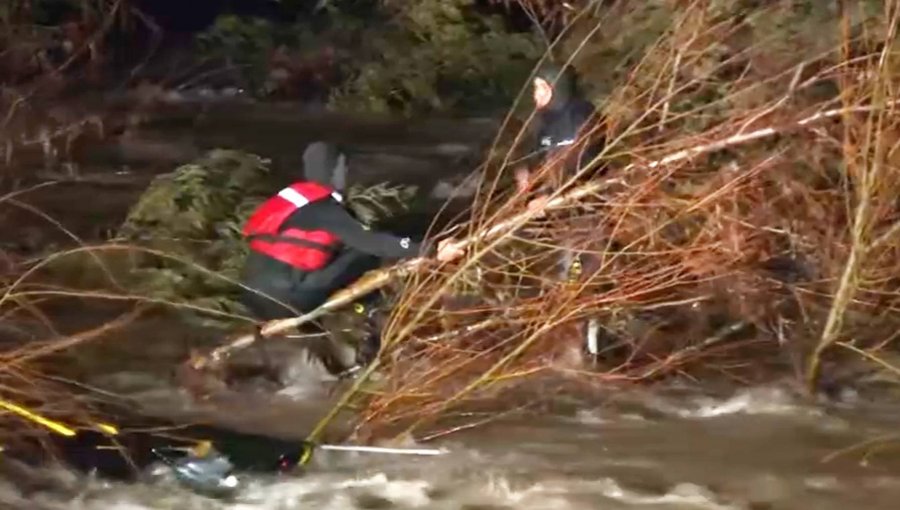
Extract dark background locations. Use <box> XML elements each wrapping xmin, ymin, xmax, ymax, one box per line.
<box><xmin>133</xmin><ymin>0</ymin><xmax>294</xmax><ymax>33</ymax></box>
<box><xmin>130</xmin><ymin>0</ymin><xmax>531</xmax><ymax>36</ymax></box>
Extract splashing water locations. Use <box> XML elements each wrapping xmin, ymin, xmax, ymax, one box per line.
<box><xmin>4</xmin><ymin>384</ymin><xmax>900</xmax><ymax>510</ymax></box>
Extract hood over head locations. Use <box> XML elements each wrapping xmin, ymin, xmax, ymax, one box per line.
<box><xmin>302</xmin><ymin>141</ymin><xmax>348</xmax><ymax>191</ymax></box>
<box><xmin>534</xmin><ymin>62</ymin><xmax>578</xmax><ymax>112</ymax></box>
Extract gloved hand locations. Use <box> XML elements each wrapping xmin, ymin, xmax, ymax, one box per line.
<box><xmin>436</xmin><ymin>238</ymin><xmax>465</xmax><ymax>262</ymax></box>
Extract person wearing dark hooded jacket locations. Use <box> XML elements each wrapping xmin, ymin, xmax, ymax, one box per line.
<box><xmin>239</xmin><ymin>141</ymin><xmax>461</xmax><ymax>375</ymax></box>
<box><xmin>512</xmin><ymin>63</ymin><xmax>608</xmax><ymax>362</ymax></box>
<box><xmin>514</xmin><ymin>62</ymin><xmax>605</xmax><ymax>210</ymax></box>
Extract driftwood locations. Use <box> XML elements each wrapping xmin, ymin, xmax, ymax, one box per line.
<box><xmin>187</xmin><ymin>102</ymin><xmax>885</xmax><ymax>372</ymax></box>
<box><xmin>190</xmin><ymin>266</ymin><xmax>407</xmax><ymax>369</ymax></box>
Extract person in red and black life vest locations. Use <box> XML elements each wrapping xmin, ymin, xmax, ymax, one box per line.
<box><xmin>240</xmin><ymin>142</ymin><xmax>463</xmax><ymax>377</ymax></box>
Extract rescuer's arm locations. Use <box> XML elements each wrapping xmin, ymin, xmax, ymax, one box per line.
<box><xmin>291</xmin><ymin>200</ymin><xmax>424</xmax><ymax>259</ymax></box>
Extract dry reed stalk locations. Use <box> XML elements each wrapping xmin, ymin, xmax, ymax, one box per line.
<box><xmin>295</xmin><ymin>106</ymin><xmax>890</xmax><ymax>441</ymax></box>
<box><xmin>310</xmin><ymin>1</ymin><xmax>900</xmax><ymax>441</ymax></box>
<box><xmin>805</xmin><ymin>0</ymin><xmax>900</xmax><ymax>392</ymax></box>
<box><xmin>189</xmin><ymin>98</ymin><xmax>892</xmax><ymax>377</ymax></box>
<box><xmin>0</xmin><ymin>195</ymin><xmax>252</xmax><ymax>437</ymax></box>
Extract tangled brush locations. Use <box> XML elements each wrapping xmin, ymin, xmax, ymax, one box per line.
<box><xmin>311</xmin><ymin>0</ymin><xmax>900</xmax><ymax>442</ymax></box>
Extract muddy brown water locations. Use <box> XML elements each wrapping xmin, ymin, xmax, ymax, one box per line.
<box><xmin>3</xmin><ymin>381</ymin><xmax>900</xmax><ymax>510</ymax></box>
<box><xmin>1</xmin><ymin>104</ymin><xmax>898</xmax><ymax>509</ymax></box>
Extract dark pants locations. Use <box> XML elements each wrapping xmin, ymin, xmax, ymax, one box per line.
<box><xmin>239</xmin><ymin>248</ymin><xmax>384</xmax><ymax>374</ymax></box>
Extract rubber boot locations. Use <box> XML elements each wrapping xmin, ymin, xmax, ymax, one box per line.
<box><xmin>356</xmin><ymin>326</ymin><xmax>382</xmax><ymax>367</ymax></box>
<box><xmin>355</xmin><ymin>293</ymin><xmax>384</xmax><ymax>367</ymax></box>
<box><xmin>561</xmin><ymin>249</ymin><xmax>599</xmax><ymax>364</ymax></box>
<box><xmin>332</xmin><ymin>295</ymin><xmax>384</xmax><ymax>380</ymax></box>
<box><xmin>299</xmin><ymin>324</ymin><xmax>356</xmax><ymax>377</ymax></box>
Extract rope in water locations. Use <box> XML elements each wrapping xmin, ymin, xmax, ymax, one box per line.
<box><xmin>0</xmin><ymin>396</ymin><xmax>445</xmax><ymax>465</ymax></box>
<box><xmin>0</xmin><ymin>397</ymin><xmax>118</xmax><ymax>437</ymax></box>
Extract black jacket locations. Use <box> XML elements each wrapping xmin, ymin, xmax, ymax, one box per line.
<box><xmin>524</xmin><ymin>64</ymin><xmax>605</xmax><ymax>193</ymax></box>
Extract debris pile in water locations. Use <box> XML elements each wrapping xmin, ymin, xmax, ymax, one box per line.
<box><xmin>306</xmin><ymin>0</ymin><xmax>900</xmax><ymax>442</ymax></box>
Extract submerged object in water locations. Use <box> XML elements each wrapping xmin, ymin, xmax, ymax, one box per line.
<box><xmin>0</xmin><ymin>403</ymin><xmax>451</xmax><ymax>499</ymax></box>
<box><xmin>3</xmin><ymin>416</ymin><xmax>304</xmax><ymax>493</ymax></box>
<box><xmin>152</xmin><ymin>446</ymin><xmax>241</xmax><ymax>498</ymax></box>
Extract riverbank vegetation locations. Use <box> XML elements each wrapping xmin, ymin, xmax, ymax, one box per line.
<box><xmin>317</xmin><ymin>0</ymin><xmax>900</xmax><ymax>441</ymax></box>
<box><xmin>1</xmin><ymin>0</ymin><xmax>900</xmax><ymax>451</ymax></box>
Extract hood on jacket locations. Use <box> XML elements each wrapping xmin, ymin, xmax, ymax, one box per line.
<box><xmin>302</xmin><ymin>141</ymin><xmax>348</xmax><ymax>191</ymax></box>
<box><xmin>534</xmin><ymin>62</ymin><xmax>578</xmax><ymax>112</ymax></box>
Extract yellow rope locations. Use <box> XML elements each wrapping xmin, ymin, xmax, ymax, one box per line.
<box><xmin>0</xmin><ymin>399</ymin><xmax>77</xmax><ymax>437</ymax></box>
<box><xmin>94</xmin><ymin>422</ymin><xmax>119</xmax><ymax>435</ymax></box>
<box><xmin>0</xmin><ymin>398</ymin><xmax>120</xmax><ymax>438</ymax></box>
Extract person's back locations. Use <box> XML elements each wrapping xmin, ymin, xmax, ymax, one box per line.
<box><xmin>237</xmin><ymin>141</ymin><xmax>464</xmax><ymax>378</ymax></box>
<box><xmin>238</xmin><ymin>141</ymin><xmax>425</xmax><ymax>376</ymax></box>
<box><xmin>240</xmin><ymin>142</ymin><xmax>423</xmax><ymax>319</ymax></box>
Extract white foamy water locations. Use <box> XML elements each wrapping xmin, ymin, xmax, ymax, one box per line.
<box><xmin>604</xmin><ymin>384</ymin><xmax>822</xmax><ymax>421</ymax></box>
<box><xmin>3</xmin><ymin>465</ymin><xmax>749</xmax><ymax>510</ymax></box>
<box><xmin>666</xmin><ymin>386</ymin><xmax>815</xmax><ymax>419</ymax></box>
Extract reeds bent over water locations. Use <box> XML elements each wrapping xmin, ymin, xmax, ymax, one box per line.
<box><xmin>307</xmin><ymin>0</ymin><xmax>900</xmax><ymax>441</ymax></box>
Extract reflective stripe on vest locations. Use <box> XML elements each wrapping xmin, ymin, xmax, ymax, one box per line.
<box><xmin>278</xmin><ymin>187</ymin><xmax>343</xmax><ymax>207</ymax></box>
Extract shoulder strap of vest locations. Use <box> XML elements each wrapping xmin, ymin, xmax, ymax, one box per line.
<box><xmin>284</xmin><ymin>181</ymin><xmax>343</xmax><ymax>204</ymax></box>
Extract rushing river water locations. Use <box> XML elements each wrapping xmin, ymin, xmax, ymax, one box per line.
<box><xmin>3</xmin><ymin>382</ymin><xmax>900</xmax><ymax>510</ymax></box>
<box><xmin>2</xmin><ymin>104</ymin><xmax>899</xmax><ymax>510</ymax></box>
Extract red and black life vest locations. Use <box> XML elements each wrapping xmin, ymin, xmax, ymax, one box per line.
<box><xmin>243</xmin><ymin>181</ymin><xmax>344</xmax><ymax>271</ymax></box>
